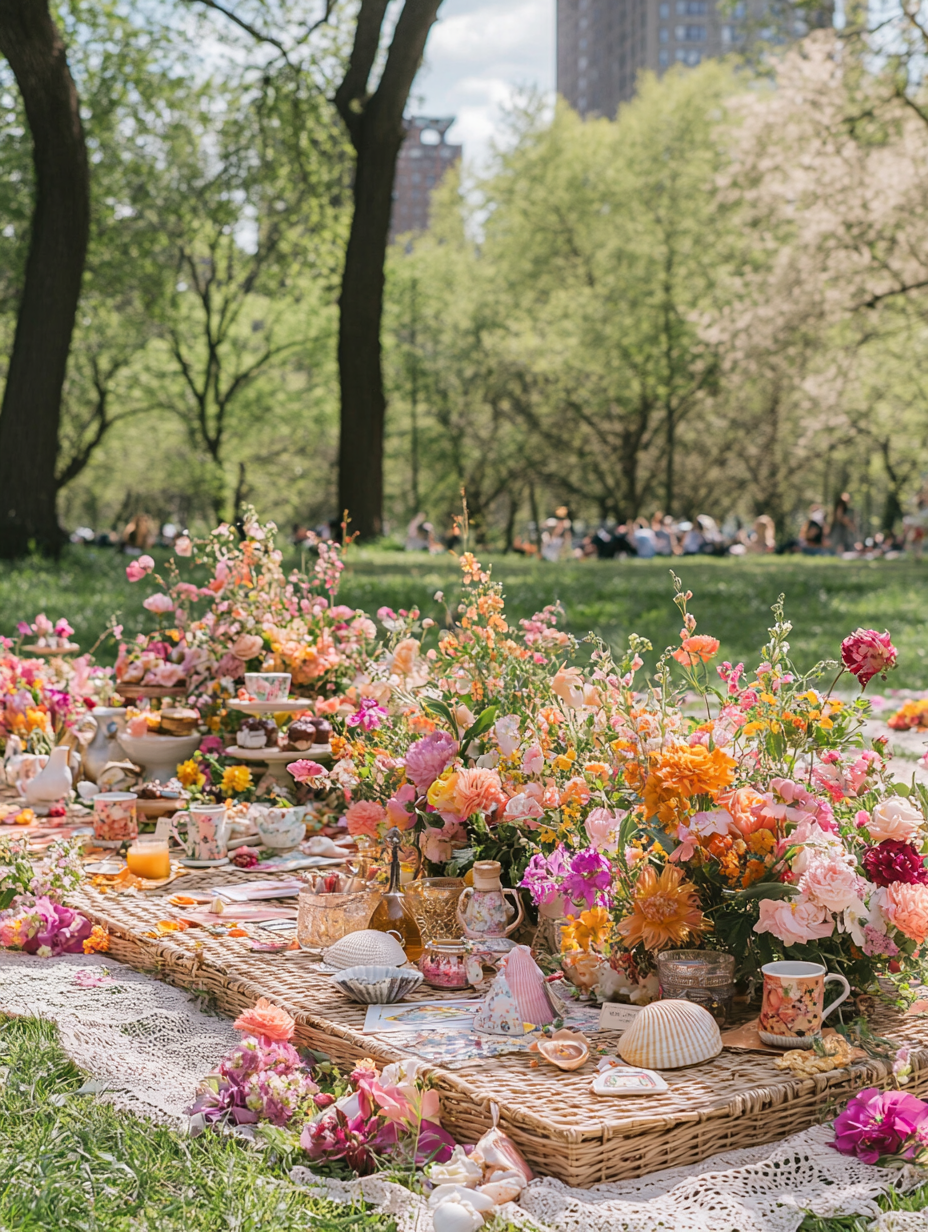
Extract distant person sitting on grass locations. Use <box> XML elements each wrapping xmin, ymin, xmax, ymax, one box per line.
<box><xmin>800</xmin><ymin>505</ymin><xmax>829</xmax><ymax>556</ymax></box>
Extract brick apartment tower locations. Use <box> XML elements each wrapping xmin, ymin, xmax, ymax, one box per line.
<box><xmin>557</xmin><ymin>0</ymin><xmax>822</xmax><ymax>114</ymax></box>
<box><xmin>390</xmin><ymin>117</ymin><xmax>463</xmax><ymax>242</ymax></box>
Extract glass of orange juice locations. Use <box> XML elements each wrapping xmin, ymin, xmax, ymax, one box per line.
<box><xmin>126</xmin><ymin>838</ymin><xmax>171</xmax><ymax>881</ymax></box>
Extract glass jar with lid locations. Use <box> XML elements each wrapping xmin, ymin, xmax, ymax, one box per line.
<box><xmin>418</xmin><ymin>937</ymin><xmax>485</xmax><ymax>990</ymax></box>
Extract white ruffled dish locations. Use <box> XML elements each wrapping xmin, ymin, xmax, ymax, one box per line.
<box><xmin>331</xmin><ymin>965</ymin><xmax>423</xmax><ymax>1004</ymax></box>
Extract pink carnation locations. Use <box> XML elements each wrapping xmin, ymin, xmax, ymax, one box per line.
<box><xmin>753</xmin><ymin>895</ymin><xmax>835</xmax><ymax>946</ymax></box>
<box><xmin>841</xmin><ymin>628</ymin><xmax>897</xmax><ymax>688</ymax></box>
<box><xmin>344</xmin><ymin>800</ymin><xmax>386</xmax><ymax>838</ymax></box>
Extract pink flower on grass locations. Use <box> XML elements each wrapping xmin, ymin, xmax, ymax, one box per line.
<box><xmin>289</xmin><ymin>760</ymin><xmax>326</xmax><ymax>784</ymax></box>
<box><xmin>344</xmin><ymin>800</ymin><xmax>386</xmax><ymax>838</ymax></box>
<box><xmin>841</xmin><ymin>629</ymin><xmax>897</xmax><ymax>688</ymax></box>
<box><xmin>404</xmin><ymin>731</ymin><xmax>458</xmax><ymax>793</ymax></box>
<box><xmin>753</xmin><ymin>895</ymin><xmax>835</xmax><ymax>946</ymax></box>
<box><xmin>142</xmin><ymin>592</ymin><xmax>174</xmax><ymax>615</ymax></box>
<box><xmin>126</xmin><ymin>555</ymin><xmax>155</xmax><ymax>583</ymax></box>
<box><xmin>831</xmin><ymin>1088</ymin><xmax>928</xmax><ymax>1163</ymax></box>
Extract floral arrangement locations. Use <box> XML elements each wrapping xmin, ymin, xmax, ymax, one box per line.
<box><xmin>188</xmin><ymin>997</ymin><xmax>454</xmax><ymax>1176</ymax></box>
<box><xmin>118</xmin><ymin>510</ymin><xmax>377</xmax><ymax>718</ymax></box>
<box><xmin>0</xmin><ymin>835</ymin><xmax>107</xmax><ymax>955</ymax></box>
<box><xmin>887</xmin><ymin>697</ymin><xmax>928</xmax><ymax>732</ymax></box>
<box><xmin>832</xmin><ymin>1082</ymin><xmax>928</xmax><ymax>1166</ymax></box>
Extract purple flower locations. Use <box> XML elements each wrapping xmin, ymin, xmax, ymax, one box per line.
<box><xmin>863</xmin><ymin>840</ymin><xmax>928</xmax><ymax>887</ymax></box>
<box><xmin>862</xmin><ymin>924</ymin><xmax>899</xmax><ymax>957</ymax></box>
<box><xmin>346</xmin><ymin>697</ymin><xmax>387</xmax><ymax>731</ymax></box>
<box><xmin>404</xmin><ymin>731</ymin><xmax>459</xmax><ymax>792</ymax></box>
<box><xmin>831</xmin><ymin>1088</ymin><xmax>928</xmax><ymax>1163</ymax></box>
<box><xmin>562</xmin><ymin>847</ymin><xmax>613</xmax><ymax>908</ymax></box>
<box><xmin>198</xmin><ymin>735</ymin><xmax>224</xmax><ymax>757</ymax></box>
<box><xmin>520</xmin><ymin>847</ymin><xmax>572</xmax><ymax>906</ymax></box>
<box><xmin>18</xmin><ymin>898</ymin><xmax>92</xmax><ymax>956</ymax></box>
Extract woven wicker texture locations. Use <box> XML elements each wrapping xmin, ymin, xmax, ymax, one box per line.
<box><xmin>69</xmin><ymin>871</ymin><xmax>928</xmax><ymax>1188</ymax></box>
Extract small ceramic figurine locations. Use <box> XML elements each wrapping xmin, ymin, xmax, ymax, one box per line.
<box><xmin>22</xmin><ymin>745</ymin><xmax>73</xmax><ymax>813</ymax></box>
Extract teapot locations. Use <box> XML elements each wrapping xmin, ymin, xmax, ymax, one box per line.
<box><xmin>80</xmin><ymin>707</ymin><xmax>128</xmax><ymax>783</ymax></box>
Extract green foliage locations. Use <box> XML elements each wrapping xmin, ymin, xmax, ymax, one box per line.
<box><xmin>0</xmin><ymin>1014</ymin><xmax>394</xmax><ymax>1231</ymax></box>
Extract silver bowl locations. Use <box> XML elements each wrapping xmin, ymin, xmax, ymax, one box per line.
<box><xmin>330</xmin><ymin>965</ymin><xmax>423</xmax><ymax>1004</ymax></box>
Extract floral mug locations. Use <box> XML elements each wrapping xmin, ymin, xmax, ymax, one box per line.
<box><xmin>92</xmin><ymin>792</ymin><xmax>138</xmax><ymax>842</ymax></box>
<box><xmin>171</xmin><ymin>804</ymin><xmax>230</xmax><ymax>862</ymax></box>
<box><xmin>759</xmin><ymin>960</ymin><xmax>851</xmax><ymax>1048</ymax></box>
<box><xmin>244</xmin><ymin>672</ymin><xmax>291</xmax><ymax>702</ymax></box>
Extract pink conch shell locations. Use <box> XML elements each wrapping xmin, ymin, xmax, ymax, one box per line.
<box><xmin>471</xmin><ymin>1122</ymin><xmax>534</xmax><ymax>1184</ymax></box>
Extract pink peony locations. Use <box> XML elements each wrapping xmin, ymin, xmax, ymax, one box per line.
<box><xmin>233</xmin><ymin>997</ymin><xmax>295</xmax><ymax>1042</ymax></box>
<box><xmin>493</xmin><ymin>714</ymin><xmax>521</xmax><ymax>757</ymax></box>
<box><xmin>841</xmin><ymin>628</ymin><xmax>897</xmax><ymax>688</ymax></box>
<box><xmin>344</xmin><ymin>800</ymin><xmax>386</xmax><ymax>838</ymax></box>
<box><xmin>452</xmin><ymin>767</ymin><xmax>506</xmax><ymax>820</ymax></box>
<box><xmin>585</xmin><ymin>806</ymin><xmax>626</xmax><ymax>853</ymax></box>
<box><xmin>404</xmin><ymin>730</ymin><xmax>458</xmax><ymax>793</ymax></box>
<box><xmin>753</xmin><ymin>895</ymin><xmax>835</xmax><ymax>946</ymax></box>
<box><xmin>217</xmin><ymin>653</ymin><xmax>247</xmax><ymax>679</ymax></box>
<box><xmin>142</xmin><ymin>592</ymin><xmax>174</xmax><ymax>615</ymax></box>
<box><xmin>799</xmin><ymin>853</ymin><xmax>864</xmax><ymax>914</ymax></box>
<box><xmin>868</xmin><ymin>798</ymin><xmax>923</xmax><ymax>844</ymax></box>
<box><xmin>883</xmin><ymin>881</ymin><xmax>928</xmax><ymax>943</ymax></box>
<box><xmin>145</xmin><ymin>662</ymin><xmax>186</xmax><ymax>687</ymax></box>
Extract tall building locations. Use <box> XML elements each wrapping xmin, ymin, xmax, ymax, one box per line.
<box><xmin>557</xmin><ymin>0</ymin><xmax>768</xmax><ymax>115</ymax></box>
<box><xmin>390</xmin><ymin>117</ymin><xmax>462</xmax><ymax>243</ymax></box>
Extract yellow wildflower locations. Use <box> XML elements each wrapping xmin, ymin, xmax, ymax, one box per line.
<box><xmin>177</xmin><ymin>759</ymin><xmax>206</xmax><ymax>790</ymax></box>
<box><xmin>221</xmin><ymin>765</ymin><xmax>252</xmax><ymax>795</ymax></box>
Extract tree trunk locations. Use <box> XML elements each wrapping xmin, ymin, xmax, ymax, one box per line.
<box><xmin>0</xmin><ymin>0</ymin><xmax>89</xmax><ymax>557</ymax></box>
<box><xmin>335</xmin><ymin>0</ymin><xmax>443</xmax><ymax>541</ymax></box>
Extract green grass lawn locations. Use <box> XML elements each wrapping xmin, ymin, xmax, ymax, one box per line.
<box><xmin>0</xmin><ymin>1014</ymin><xmax>925</xmax><ymax>1231</ymax></box>
<box><xmin>2</xmin><ymin>547</ymin><xmax>928</xmax><ymax>685</ymax></box>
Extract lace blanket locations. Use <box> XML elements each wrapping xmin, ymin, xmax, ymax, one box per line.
<box><xmin>0</xmin><ymin>951</ymin><xmax>923</xmax><ymax>1231</ymax></box>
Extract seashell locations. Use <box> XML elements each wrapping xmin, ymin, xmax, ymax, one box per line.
<box><xmin>426</xmin><ymin>1146</ymin><xmax>482</xmax><ymax>1189</ymax></box>
<box><xmin>430</xmin><ymin>1196</ymin><xmax>486</xmax><ymax>1232</ymax></box>
<box><xmin>330</xmin><ymin>965</ymin><xmax>423</xmax><ymax>1004</ymax></box>
<box><xmin>323</xmin><ymin>929</ymin><xmax>407</xmax><ymax>971</ymax></box>
<box><xmin>429</xmin><ymin>1184</ymin><xmax>495</xmax><ymax>1211</ymax></box>
<box><xmin>533</xmin><ymin>1028</ymin><xmax>590</xmax><ymax>1071</ymax></box>
<box><xmin>209</xmin><ymin>896</ymin><xmax>225</xmax><ymax>915</ymax></box>
<box><xmin>617</xmin><ymin>998</ymin><xmax>722</xmax><ymax>1070</ymax></box>
<box><xmin>479</xmin><ymin>1178</ymin><xmax>524</xmax><ymax>1204</ymax></box>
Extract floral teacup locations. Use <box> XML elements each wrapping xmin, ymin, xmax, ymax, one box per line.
<box><xmin>93</xmin><ymin>792</ymin><xmax>138</xmax><ymax>842</ymax></box>
<box><xmin>251</xmin><ymin>804</ymin><xmax>306</xmax><ymax>850</ymax></box>
<box><xmin>244</xmin><ymin>672</ymin><xmax>291</xmax><ymax>702</ymax></box>
<box><xmin>759</xmin><ymin>960</ymin><xmax>851</xmax><ymax>1048</ymax></box>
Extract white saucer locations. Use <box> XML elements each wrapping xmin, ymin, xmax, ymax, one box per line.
<box><xmin>228</xmin><ymin>700</ymin><xmax>312</xmax><ymax>715</ymax></box>
<box><xmin>178</xmin><ymin>856</ymin><xmax>231</xmax><ymax>868</ymax></box>
<box><xmin>224</xmin><ymin>746</ymin><xmax>330</xmax><ymax>762</ymax></box>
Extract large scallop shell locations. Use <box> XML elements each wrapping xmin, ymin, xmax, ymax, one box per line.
<box><xmin>331</xmin><ymin>965</ymin><xmax>423</xmax><ymax>1004</ymax></box>
<box><xmin>323</xmin><ymin>929</ymin><xmax>407</xmax><ymax>971</ymax></box>
<box><xmin>617</xmin><ymin>998</ymin><xmax>722</xmax><ymax>1069</ymax></box>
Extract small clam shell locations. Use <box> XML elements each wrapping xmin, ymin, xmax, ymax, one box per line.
<box><xmin>323</xmin><ymin>930</ymin><xmax>406</xmax><ymax>971</ymax></box>
<box><xmin>479</xmin><ymin>1178</ymin><xmax>524</xmax><ymax>1204</ymax></box>
<box><xmin>617</xmin><ymin>998</ymin><xmax>721</xmax><ymax>1070</ymax></box>
<box><xmin>533</xmin><ymin>1028</ymin><xmax>590</xmax><ymax>1071</ymax></box>
<box><xmin>330</xmin><ymin>965</ymin><xmax>423</xmax><ymax>1004</ymax></box>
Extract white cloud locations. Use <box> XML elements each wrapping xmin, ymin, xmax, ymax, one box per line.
<box><xmin>412</xmin><ymin>0</ymin><xmax>554</xmax><ymax>170</ymax></box>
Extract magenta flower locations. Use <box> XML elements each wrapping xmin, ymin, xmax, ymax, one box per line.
<box><xmin>404</xmin><ymin>730</ymin><xmax>459</xmax><ymax>792</ymax></box>
<box><xmin>562</xmin><ymin>847</ymin><xmax>613</xmax><ymax>908</ymax></box>
<box><xmin>289</xmin><ymin>759</ymin><xmax>327</xmax><ymax>784</ymax></box>
<box><xmin>199</xmin><ymin>735</ymin><xmax>224</xmax><ymax>756</ymax></box>
<box><xmin>832</xmin><ymin>1088</ymin><xmax>928</xmax><ymax>1164</ymax></box>
<box><xmin>841</xmin><ymin>629</ymin><xmax>897</xmax><ymax>688</ymax></box>
<box><xmin>520</xmin><ymin>847</ymin><xmax>572</xmax><ymax>906</ymax></box>
<box><xmin>863</xmin><ymin>840</ymin><xmax>928</xmax><ymax>887</ymax></box>
<box><xmin>346</xmin><ymin>697</ymin><xmax>387</xmax><ymax>731</ymax></box>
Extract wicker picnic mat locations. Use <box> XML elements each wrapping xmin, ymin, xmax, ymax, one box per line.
<box><xmin>65</xmin><ymin>867</ymin><xmax>928</xmax><ymax>1188</ymax></box>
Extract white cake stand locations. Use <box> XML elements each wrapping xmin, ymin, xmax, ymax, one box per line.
<box><xmin>223</xmin><ymin>744</ymin><xmax>332</xmax><ymax>786</ymax></box>
<box><xmin>117</xmin><ymin>732</ymin><xmax>202</xmax><ymax>783</ymax></box>
<box><xmin>228</xmin><ymin>700</ymin><xmax>313</xmax><ymax>716</ymax></box>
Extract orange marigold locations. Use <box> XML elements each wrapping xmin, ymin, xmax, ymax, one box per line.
<box><xmin>642</xmin><ymin>743</ymin><xmax>736</xmax><ymax>829</ymax></box>
<box><xmin>672</xmin><ymin>634</ymin><xmax>721</xmax><ymax>666</ymax></box>
<box><xmin>615</xmin><ymin>865</ymin><xmax>709</xmax><ymax>951</ymax></box>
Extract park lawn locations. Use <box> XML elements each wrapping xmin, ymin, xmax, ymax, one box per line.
<box><xmin>1</xmin><ymin>547</ymin><xmax>928</xmax><ymax>684</ymax></box>
<box><xmin>0</xmin><ymin>1014</ymin><xmax>925</xmax><ymax>1232</ymax></box>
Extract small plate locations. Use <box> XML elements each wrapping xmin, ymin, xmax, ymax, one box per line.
<box><xmin>228</xmin><ymin>700</ymin><xmax>313</xmax><ymax>715</ymax></box>
<box><xmin>178</xmin><ymin>856</ymin><xmax>231</xmax><ymax>868</ymax></box>
<box><xmin>592</xmin><ymin>1066</ymin><xmax>669</xmax><ymax>1095</ymax></box>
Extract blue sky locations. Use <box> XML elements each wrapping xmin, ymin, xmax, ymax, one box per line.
<box><xmin>412</xmin><ymin>0</ymin><xmax>554</xmax><ymax>168</ymax></box>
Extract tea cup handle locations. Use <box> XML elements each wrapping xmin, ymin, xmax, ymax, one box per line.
<box><xmin>170</xmin><ymin>811</ymin><xmax>191</xmax><ymax>856</ymax></box>
<box><xmin>822</xmin><ymin>973</ymin><xmax>851</xmax><ymax>1022</ymax></box>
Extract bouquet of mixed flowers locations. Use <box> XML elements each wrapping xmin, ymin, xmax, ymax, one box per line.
<box><xmin>0</xmin><ymin>835</ymin><xmax>107</xmax><ymax>956</ymax></box>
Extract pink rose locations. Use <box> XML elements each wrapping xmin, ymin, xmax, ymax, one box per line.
<box><xmin>521</xmin><ymin>744</ymin><xmax>544</xmax><ymax>775</ymax></box>
<box><xmin>344</xmin><ymin>800</ymin><xmax>386</xmax><ymax>838</ymax></box>
<box><xmin>289</xmin><ymin>760</ymin><xmax>327</xmax><ymax>783</ymax></box>
<box><xmin>174</xmin><ymin>535</ymin><xmax>193</xmax><ymax>557</ymax></box>
<box><xmin>585</xmin><ymin>807</ymin><xmax>626</xmax><ymax>853</ymax></box>
<box><xmin>868</xmin><ymin>798</ymin><xmax>923</xmax><ymax>844</ymax></box>
<box><xmin>798</xmin><ymin>853</ymin><xmax>864</xmax><ymax>914</ymax></box>
<box><xmin>841</xmin><ymin>628</ymin><xmax>897</xmax><ymax>688</ymax></box>
<box><xmin>753</xmin><ymin>895</ymin><xmax>835</xmax><ymax>946</ymax></box>
<box><xmin>144</xmin><ymin>662</ymin><xmax>186</xmax><ymax>687</ymax></box>
<box><xmin>504</xmin><ymin>792</ymin><xmax>545</xmax><ymax>825</ymax></box>
<box><xmin>883</xmin><ymin>881</ymin><xmax>928</xmax><ymax>943</ymax></box>
<box><xmin>142</xmin><ymin>593</ymin><xmax>174</xmax><ymax>615</ymax></box>
<box><xmin>231</xmin><ymin>634</ymin><xmax>264</xmax><ymax>662</ymax></box>
<box><xmin>126</xmin><ymin>555</ymin><xmax>155</xmax><ymax>583</ymax></box>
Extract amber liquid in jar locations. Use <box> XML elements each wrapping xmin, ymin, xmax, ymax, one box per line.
<box><xmin>369</xmin><ymin>893</ymin><xmax>422</xmax><ymax>961</ymax></box>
